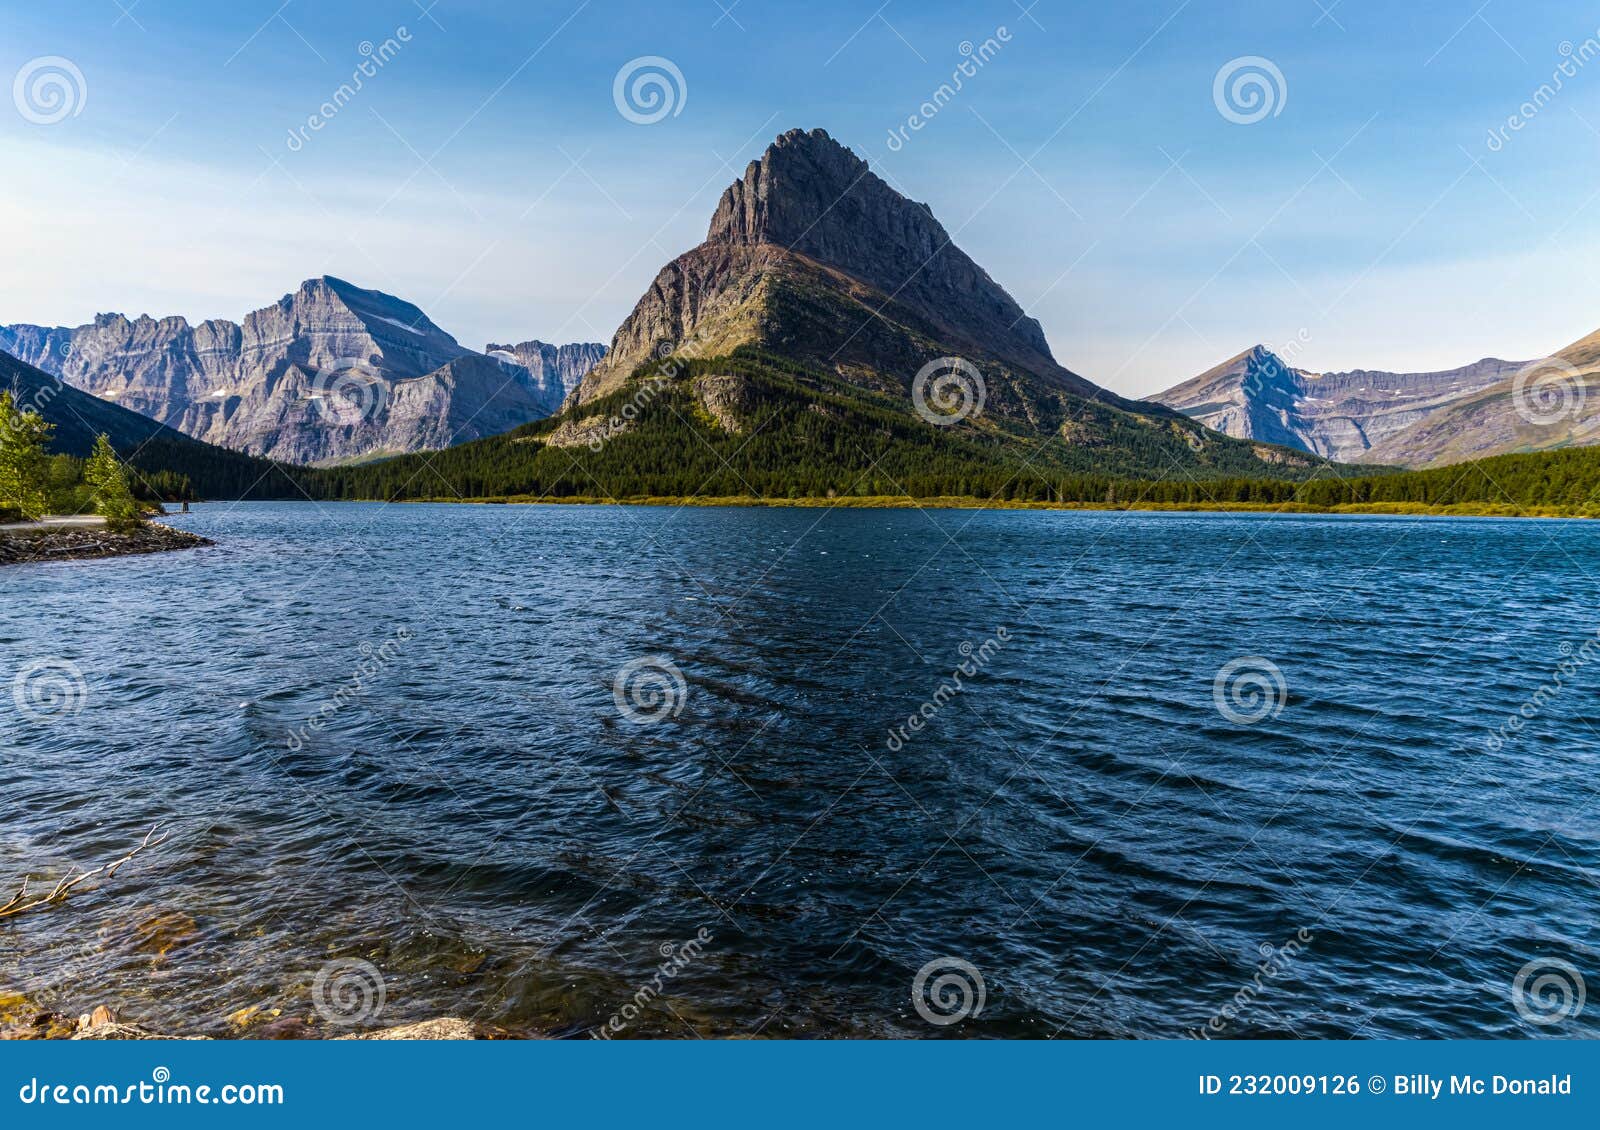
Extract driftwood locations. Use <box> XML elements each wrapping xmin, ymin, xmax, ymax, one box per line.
<box><xmin>0</xmin><ymin>824</ymin><xmax>168</xmax><ymax>920</ymax></box>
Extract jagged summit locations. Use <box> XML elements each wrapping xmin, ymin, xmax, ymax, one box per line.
<box><xmin>1150</xmin><ymin>343</ymin><xmax>1535</xmax><ymax>465</ymax></box>
<box><xmin>706</xmin><ymin>128</ymin><xmax>869</xmax><ymax>245</ymax></box>
<box><xmin>703</xmin><ymin>127</ymin><xmax>1059</xmax><ymax>375</ymax></box>
<box><xmin>274</xmin><ymin>276</ymin><xmax>467</xmax><ymax>367</ymax></box>
<box><xmin>201</xmin><ymin>129</ymin><xmax>1325</xmax><ymax>491</ymax></box>
<box><xmin>570</xmin><ymin>126</ymin><xmax>1097</xmax><ymax>406</ymax></box>
<box><xmin>484</xmin><ymin>339</ymin><xmax>608</xmax><ymax>412</ymax></box>
<box><xmin>0</xmin><ymin>280</ymin><xmax>592</xmax><ymax>465</ymax></box>
<box><xmin>1188</xmin><ymin>344</ymin><xmax>1295</xmax><ymax>389</ymax></box>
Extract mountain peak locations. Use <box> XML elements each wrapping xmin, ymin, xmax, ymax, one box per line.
<box><xmin>706</xmin><ymin>127</ymin><xmax>874</xmax><ymax>246</ymax></box>
<box><xmin>694</xmin><ymin>126</ymin><xmax>1064</xmax><ymax>382</ymax></box>
<box><xmin>1224</xmin><ymin>343</ymin><xmax>1276</xmax><ymax>365</ymax></box>
<box><xmin>1201</xmin><ymin>344</ymin><xmax>1293</xmax><ymax>385</ymax></box>
<box><xmin>292</xmin><ymin>274</ymin><xmax>398</xmax><ymax>309</ymax></box>
<box><xmin>293</xmin><ymin>274</ymin><xmax>351</xmax><ymax>298</ymax></box>
<box><xmin>278</xmin><ymin>276</ymin><xmax>464</xmax><ymax>357</ymax></box>
<box><xmin>707</xmin><ymin>127</ymin><xmax>925</xmax><ymax>250</ymax></box>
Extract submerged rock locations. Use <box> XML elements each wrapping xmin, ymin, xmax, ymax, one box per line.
<box><xmin>71</xmin><ymin>1022</ymin><xmax>211</xmax><ymax>1041</ymax></box>
<box><xmin>337</xmin><ymin>1018</ymin><xmax>492</xmax><ymax>1040</ymax></box>
<box><xmin>77</xmin><ymin>1005</ymin><xmax>117</xmax><ymax>1032</ymax></box>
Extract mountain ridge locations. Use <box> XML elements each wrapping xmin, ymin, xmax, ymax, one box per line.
<box><xmin>0</xmin><ymin>347</ymin><xmax>302</xmax><ymax>499</ymax></box>
<box><xmin>1149</xmin><ymin>343</ymin><xmax>1542</xmax><ymax>465</ymax></box>
<box><xmin>570</xmin><ymin>128</ymin><xmax>1105</xmax><ymax>409</ymax></box>
<box><xmin>314</xmin><ymin>127</ymin><xmax>1333</xmax><ymax>503</ymax></box>
<box><xmin>485</xmin><ymin>339</ymin><xmax>607</xmax><ymax>413</ymax></box>
<box><xmin>1</xmin><ymin>278</ymin><xmax>603</xmax><ymax>466</ymax></box>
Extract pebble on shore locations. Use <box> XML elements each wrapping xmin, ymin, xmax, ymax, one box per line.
<box><xmin>0</xmin><ymin>522</ymin><xmax>212</xmax><ymax>566</ymax></box>
<box><xmin>1</xmin><ymin>1002</ymin><xmax>511</xmax><ymax>1041</ymax></box>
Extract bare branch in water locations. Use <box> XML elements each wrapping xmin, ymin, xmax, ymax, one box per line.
<box><xmin>0</xmin><ymin>824</ymin><xmax>169</xmax><ymax>920</ymax></box>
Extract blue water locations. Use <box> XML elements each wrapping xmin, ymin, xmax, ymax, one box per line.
<box><xmin>2</xmin><ymin>502</ymin><xmax>1598</xmax><ymax>1038</ymax></box>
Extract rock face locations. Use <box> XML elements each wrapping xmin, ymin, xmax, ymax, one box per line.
<box><xmin>1150</xmin><ymin>344</ymin><xmax>1536</xmax><ymax>466</ymax></box>
<box><xmin>484</xmin><ymin>340</ymin><xmax>607</xmax><ymax>416</ymax></box>
<box><xmin>1</xmin><ymin>278</ymin><xmax>598</xmax><ymax>466</ymax></box>
<box><xmin>703</xmin><ymin>128</ymin><xmax>1070</xmax><ymax>383</ymax></box>
<box><xmin>531</xmin><ymin>126</ymin><xmax>1324</xmax><ymax>484</ymax></box>
<box><xmin>570</xmin><ymin>128</ymin><xmax>1103</xmax><ymax>407</ymax></box>
<box><xmin>0</xmin><ymin>344</ymin><xmax>295</xmax><ymax>501</ymax></box>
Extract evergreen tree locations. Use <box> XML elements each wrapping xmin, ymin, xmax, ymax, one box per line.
<box><xmin>85</xmin><ymin>433</ymin><xmax>143</xmax><ymax>531</ymax></box>
<box><xmin>0</xmin><ymin>390</ymin><xmax>55</xmax><ymax>520</ymax></box>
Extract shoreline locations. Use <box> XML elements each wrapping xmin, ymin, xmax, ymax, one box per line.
<box><xmin>0</xmin><ymin>520</ymin><xmax>213</xmax><ymax>565</ymax></box>
<box><xmin>4</xmin><ymin>1006</ymin><xmax>529</xmax><ymax>1042</ymax></box>
<box><xmin>390</xmin><ymin>494</ymin><xmax>1590</xmax><ymax>520</ymax></box>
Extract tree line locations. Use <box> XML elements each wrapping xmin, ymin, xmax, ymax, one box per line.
<box><xmin>1</xmin><ymin>391</ymin><xmax>143</xmax><ymax>529</ymax></box>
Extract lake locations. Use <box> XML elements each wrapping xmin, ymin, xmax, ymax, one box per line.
<box><xmin>3</xmin><ymin>501</ymin><xmax>1597</xmax><ymax>1038</ymax></box>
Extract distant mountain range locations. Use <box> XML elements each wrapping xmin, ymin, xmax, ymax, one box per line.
<box><xmin>485</xmin><ymin>340</ymin><xmax>607</xmax><ymax>406</ymax></box>
<box><xmin>313</xmin><ymin>128</ymin><xmax>1328</xmax><ymax>503</ymax></box>
<box><xmin>0</xmin><ymin>278</ymin><xmax>604</xmax><ymax>466</ymax></box>
<box><xmin>1151</xmin><ymin>329</ymin><xmax>1600</xmax><ymax>467</ymax></box>
<box><xmin>560</xmin><ymin>127</ymin><xmax>1321</xmax><ymax>482</ymax></box>
<box><xmin>31</xmin><ymin>124</ymin><xmax>1591</xmax><ymax>493</ymax></box>
<box><xmin>0</xmin><ymin>348</ymin><xmax>300</xmax><ymax>499</ymax></box>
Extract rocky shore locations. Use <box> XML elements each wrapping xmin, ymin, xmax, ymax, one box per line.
<box><xmin>3</xmin><ymin>1005</ymin><xmax>523</xmax><ymax>1041</ymax></box>
<box><xmin>0</xmin><ymin>521</ymin><xmax>212</xmax><ymax>566</ymax></box>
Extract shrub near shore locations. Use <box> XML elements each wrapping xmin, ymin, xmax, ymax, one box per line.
<box><xmin>0</xmin><ymin>392</ymin><xmax>148</xmax><ymax>529</ymax></box>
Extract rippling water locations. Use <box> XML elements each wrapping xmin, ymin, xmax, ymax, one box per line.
<box><xmin>3</xmin><ymin>502</ymin><xmax>1599</xmax><ymax>1038</ymax></box>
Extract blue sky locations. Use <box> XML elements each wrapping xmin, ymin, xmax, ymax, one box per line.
<box><xmin>2</xmin><ymin>0</ymin><xmax>1599</xmax><ymax>395</ymax></box>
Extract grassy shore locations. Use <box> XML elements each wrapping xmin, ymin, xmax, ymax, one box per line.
<box><xmin>403</xmin><ymin>494</ymin><xmax>1594</xmax><ymax>519</ymax></box>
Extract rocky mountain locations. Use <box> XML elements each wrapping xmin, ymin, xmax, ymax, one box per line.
<box><xmin>316</xmin><ymin>129</ymin><xmax>1329</xmax><ymax>503</ymax></box>
<box><xmin>0</xmin><ymin>347</ymin><xmax>301</xmax><ymax>498</ymax></box>
<box><xmin>1354</xmin><ymin>328</ymin><xmax>1600</xmax><ymax>467</ymax></box>
<box><xmin>484</xmin><ymin>340</ymin><xmax>607</xmax><ymax>416</ymax></box>
<box><xmin>1150</xmin><ymin>346</ymin><xmax>1531</xmax><ymax>464</ymax></box>
<box><xmin>570</xmin><ymin>127</ymin><xmax>1105</xmax><ymax>411</ymax></box>
<box><xmin>1152</xmin><ymin>335</ymin><xmax>1600</xmax><ymax>468</ymax></box>
<box><xmin>0</xmin><ymin>278</ymin><xmax>598</xmax><ymax>466</ymax></box>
